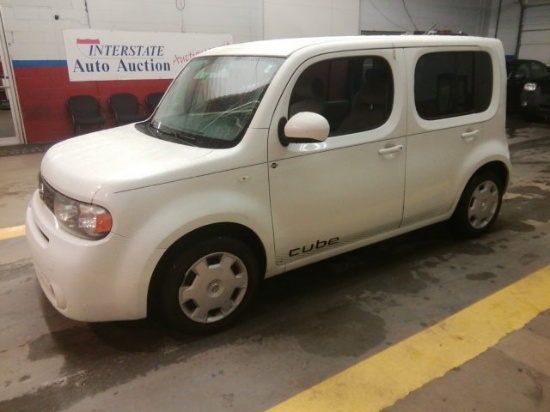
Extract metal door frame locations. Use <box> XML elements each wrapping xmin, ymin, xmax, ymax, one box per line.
<box><xmin>0</xmin><ymin>6</ymin><xmax>25</xmax><ymax>146</ymax></box>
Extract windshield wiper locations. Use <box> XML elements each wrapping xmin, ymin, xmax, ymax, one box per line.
<box><xmin>148</xmin><ymin>122</ymin><xmax>198</xmax><ymax>147</ymax></box>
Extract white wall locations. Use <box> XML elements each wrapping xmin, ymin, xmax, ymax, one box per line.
<box><xmin>359</xmin><ymin>0</ymin><xmax>495</xmax><ymax>36</ymax></box>
<box><xmin>491</xmin><ymin>0</ymin><xmax>550</xmax><ymax>63</ymax></box>
<box><xmin>0</xmin><ymin>0</ymin><xmax>263</xmax><ymax>61</ymax></box>
<box><xmin>0</xmin><ymin>2</ymin><xmax>65</xmax><ymax>61</ymax></box>
<box><xmin>0</xmin><ymin>0</ymin><xmax>546</xmax><ymax>64</ymax></box>
<box><xmin>519</xmin><ymin>5</ymin><xmax>550</xmax><ymax>64</ymax></box>
<box><xmin>87</xmin><ymin>0</ymin><xmax>262</xmax><ymax>41</ymax></box>
<box><xmin>495</xmin><ymin>0</ymin><xmax>522</xmax><ymax>57</ymax></box>
<box><xmin>263</xmin><ymin>0</ymin><xmax>360</xmax><ymax>39</ymax></box>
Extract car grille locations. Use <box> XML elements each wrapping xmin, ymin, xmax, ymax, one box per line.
<box><xmin>39</xmin><ymin>175</ymin><xmax>56</xmax><ymax>213</ymax></box>
<box><xmin>540</xmin><ymin>82</ymin><xmax>550</xmax><ymax>95</ymax></box>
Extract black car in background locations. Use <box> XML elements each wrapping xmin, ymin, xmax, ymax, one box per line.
<box><xmin>506</xmin><ymin>59</ymin><xmax>548</xmax><ymax>115</ymax></box>
<box><xmin>520</xmin><ymin>72</ymin><xmax>550</xmax><ymax>122</ymax></box>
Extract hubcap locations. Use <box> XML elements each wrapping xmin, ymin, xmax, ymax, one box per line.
<box><xmin>467</xmin><ymin>180</ymin><xmax>499</xmax><ymax>229</ymax></box>
<box><xmin>207</xmin><ymin>280</ymin><xmax>223</xmax><ymax>297</ymax></box>
<box><xmin>178</xmin><ymin>252</ymin><xmax>248</xmax><ymax>323</ymax></box>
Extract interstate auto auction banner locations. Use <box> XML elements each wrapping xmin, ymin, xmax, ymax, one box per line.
<box><xmin>63</xmin><ymin>29</ymin><xmax>232</xmax><ymax>82</ymax></box>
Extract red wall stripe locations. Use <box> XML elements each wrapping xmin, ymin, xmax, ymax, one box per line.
<box><xmin>13</xmin><ymin>66</ymin><xmax>171</xmax><ymax>143</ymax></box>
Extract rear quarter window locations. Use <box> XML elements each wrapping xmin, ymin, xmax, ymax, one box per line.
<box><xmin>414</xmin><ymin>51</ymin><xmax>493</xmax><ymax>120</ymax></box>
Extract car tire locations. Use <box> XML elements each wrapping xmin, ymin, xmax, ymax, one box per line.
<box><xmin>450</xmin><ymin>171</ymin><xmax>503</xmax><ymax>238</ymax></box>
<box><xmin>160</xmin><ymin>236</ymin><xmax>260</xmax><ymax>334</ymax></box>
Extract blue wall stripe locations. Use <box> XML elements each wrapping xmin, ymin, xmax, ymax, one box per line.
<box><xmin>12</xmin><ymin>60</ymin><xmax>67</xmax><ymax>68</ymax></box>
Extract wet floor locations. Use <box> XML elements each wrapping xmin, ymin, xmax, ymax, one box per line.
<box><xmin>1</xmin><ymin>116</ymin><xmax>550</xmax><ymax>411</ymax></box>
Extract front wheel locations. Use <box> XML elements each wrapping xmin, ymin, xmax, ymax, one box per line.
<box><xmin>450</xmin><ymin>171</ymin><xmax>504</xmax><ymax>238</ymax></box>
<box><xmin>160</xmin><ymin>237</ymin><xmax>260</xmax><ymax>334</ymax></box>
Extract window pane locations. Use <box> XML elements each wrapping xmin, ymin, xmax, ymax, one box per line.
<box><xmin>415</xmin><ymin>51</ymin><xmax>493</xmax><ymax>120</ymax></box>
<box><xmin>290</xmin><ymin>56</ymin><xmax>393</xmax><ymax>135</ymax></box>
<box><xmin>152</xmin><ymin>56</ymin><xmax>283</xmax><ymax>148</ymax></box>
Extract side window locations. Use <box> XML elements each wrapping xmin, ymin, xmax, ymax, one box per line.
<box><xmin>289</xmin><ymin>56</ymin><xmax>394</xmax><ymax>136</ymax></box>
<box><xmin>414</xmin><ymin>51</ymin><xmax>493</xmax><ymax>120</ymax></box>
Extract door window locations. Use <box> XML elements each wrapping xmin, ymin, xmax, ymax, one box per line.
<box><xmin>289</xmin><ymin>56</ymin><xmax>394</xmax><ymax>136</ymax></box>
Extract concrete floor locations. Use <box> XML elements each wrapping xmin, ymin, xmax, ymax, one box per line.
<box><xmin>1</xmin><ymin>116</ymin><xmax>550</xmax><ymax>411</ymax></box>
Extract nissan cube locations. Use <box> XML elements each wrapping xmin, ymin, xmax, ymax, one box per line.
<box><xmin>26</xmin><ymin>36</ymin><xmax>511</xmax><ymax>334</ymax></box>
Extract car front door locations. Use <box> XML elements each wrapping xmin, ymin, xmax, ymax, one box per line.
<box><xmin>267</xmin><ymin>50</ymin><xmax>407</xmax><ymax>269</ymax></box>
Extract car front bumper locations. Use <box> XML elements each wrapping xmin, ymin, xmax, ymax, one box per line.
<box><xmin>25</xmin><ymin>190</ymin><xmax>154</xmax><ymax>322</ymax></box>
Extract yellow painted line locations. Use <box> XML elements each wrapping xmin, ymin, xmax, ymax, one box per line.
<box><xmin>0</xmin><ymin>225</ymin><xmax>26</xmax><ymax>241</ymax></box>
<box><xmin>268</xmin><ymin>265</ymin><xmax>550</xmax><ymax>412</ymax></box>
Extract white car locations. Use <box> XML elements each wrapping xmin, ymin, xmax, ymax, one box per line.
<box><xmin>26</xmin><ymin>35</ymin><xmax>511</xmax><ymax>334</ymax></box>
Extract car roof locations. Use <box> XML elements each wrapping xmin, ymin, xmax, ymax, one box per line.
<box><xmin>200</xmin><ymin>35</ymin><xmax>501</xmax><ymax>58</ymax></box>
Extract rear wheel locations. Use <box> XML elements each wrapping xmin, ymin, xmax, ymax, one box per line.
<box><xmin>160</xmin><ymin>237</ymin><xmax>260</xmax><ymax>334</ymax></box>
<box><xmin>450</xmin><ymin>171</ymin><xmax>503</xmax><ymax>238</ymax></box>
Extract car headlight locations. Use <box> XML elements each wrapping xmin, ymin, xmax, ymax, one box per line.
<box><xmin>53</xmin><ymin>191</ymin><xmax>112</xmax><ymax>240</ymax></box>
<box><xmin>523</xmin><ymin>82</ymin><xmax>537</xmax><ymax>92</ymax></box>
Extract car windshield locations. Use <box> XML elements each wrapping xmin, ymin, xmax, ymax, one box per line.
<box><xmin>146</xmin><ymin>55</ymin><xmax>284</xmax><ymax>148</ymax></box>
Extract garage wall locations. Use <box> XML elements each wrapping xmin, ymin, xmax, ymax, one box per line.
<box><xmin>518</xmin><ymin>5</ymin><xmax>550</xmax><ymax>64</ymax></box>
<box><xmin>0</xmin><ymin>0</ymin><xmax>263</xmax><ymax>143</ymax></box>
<box><xmin>494</xmin><ymin>0</ymin><xmax>521</xmax><ymax>58</ymax></box>
<box><xmin>0</xmin><ymin>0</ymin><xmax>543</xmax><ymax>144</ymax></box>
<box><xmin>359</xmin><ymin>0</ymin><xmax>495</xmax><ymax>36</ymax></box>
<box><xmin>263</xmin><ymin>0</ymin><xmax>360</xmax><ymax>39</ymax></box>
<box><xmin>2</xmin><ymin>0</ymin><xmax>262</xmax><ymax>61</ymax></box>
<box><xmin>86</xmin><ymin>0</ymin><xmax>262</xmax><ymax>43</ymax></box>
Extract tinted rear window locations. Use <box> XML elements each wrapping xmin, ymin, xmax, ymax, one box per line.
<box><xmin>415</xmin><ymin>51</ymin><xmax>493</xmax><ymax>120</ymax></box>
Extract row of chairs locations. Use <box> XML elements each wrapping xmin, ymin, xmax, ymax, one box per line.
<box><xmin>67</xmin><ymin>92</ymin><xmax>164</xmax><ymax>135</ymax></box>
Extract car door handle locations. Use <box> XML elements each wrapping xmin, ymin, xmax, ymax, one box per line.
<box><xmin>461</xmin><ymin>129</ymin><xmax>479</xmax><ymax>142</ymax></box>
<box><xmin>378</xmin><ymin>145</ymin><xmax>404</xmax><ymax>156</ymax></box>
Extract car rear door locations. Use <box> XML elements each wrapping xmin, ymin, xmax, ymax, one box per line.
<box><xmin>403</xmin><ymin>46</ymin><xmax>502</xmax><ymax>227</ymax></box>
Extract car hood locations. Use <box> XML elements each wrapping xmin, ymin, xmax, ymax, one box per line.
<box><xmin>41</xmin><ymin>125</ymin><xmax>216</xmax><ymax>202</ymax></box>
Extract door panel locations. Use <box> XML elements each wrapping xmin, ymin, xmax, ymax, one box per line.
<box><xmin>269</xmin><ymin>137</ymin><xmax>406</xmax><ymax>266</ymax></box>
<box><xmin>402</xmin><ymin>127</ymin><xmax>479</xmax><ymax>226</ymax></box>
<box><xmin>267</xmin><ymin>49</ymin><xmax>407</xmax><ymax>268</ymax></box>
<box><xmin>402</xmin><ymin>47</ymin><xmax>500</xmax><ymax>227</ymax></box>
<box><xmin>266</xmin><ymin>49</ymin><xmax>409</xmax><ymax>268</ymax></box>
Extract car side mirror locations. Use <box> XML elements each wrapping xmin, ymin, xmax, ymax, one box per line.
<box><xmin>278</xmin><ymin>112</ymin><xmax>330</xmax><ymax>147</ymax></box>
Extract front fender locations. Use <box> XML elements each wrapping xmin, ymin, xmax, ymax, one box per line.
<box><xmin>92</xmin><ymin>164</ymin><xmax>276</xmax><ymax>312</ymax></box>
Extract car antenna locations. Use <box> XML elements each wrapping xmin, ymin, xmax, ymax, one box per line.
<box><xmin>424</xmin><ymin>23</ymin><xmax>437</xmax><ymax>35</ymax></box>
